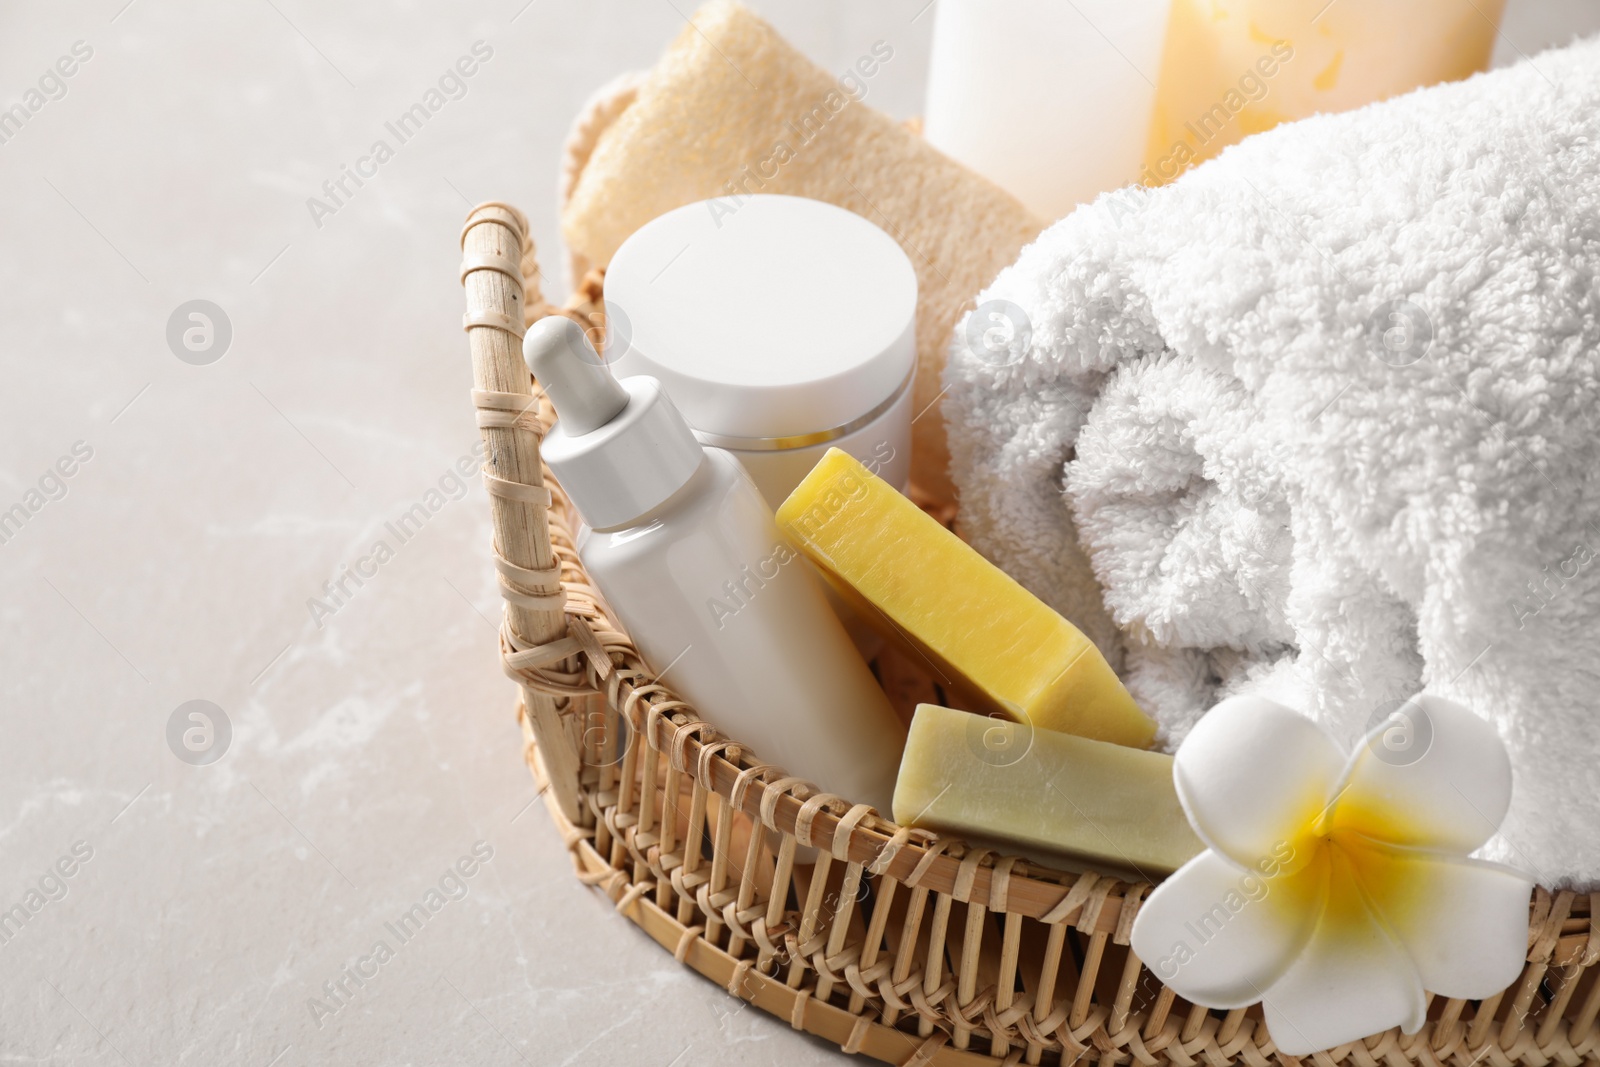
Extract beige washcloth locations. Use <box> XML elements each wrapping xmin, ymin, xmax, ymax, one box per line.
<box><xmin>560</xmin><ymin>0</ymin><xmax>1043</xmax><ymax>504</ymax></box>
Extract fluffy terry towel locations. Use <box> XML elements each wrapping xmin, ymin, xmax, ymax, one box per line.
<box><xmin>944</xmin><ymin>35</ymin><xmax>1600</xmax><ymax>886</ymax></box>
<box><xmin>559</xmin><ymin>0</ymin><xmax>1043</xmax><ymax>505</ymax></box>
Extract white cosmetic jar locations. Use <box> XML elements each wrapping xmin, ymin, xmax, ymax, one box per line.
<box><xmin>603</xmin><ymin>195</ymin><xmax>917</xmax><ymax>507</ymax></box>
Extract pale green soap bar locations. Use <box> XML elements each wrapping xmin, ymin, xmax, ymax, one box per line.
<box><xmin>892</xmin><ymin>703</ymin><xmax>1203</xmax><ymax>877</ymax></box>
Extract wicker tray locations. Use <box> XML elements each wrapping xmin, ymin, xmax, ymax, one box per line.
<box><xmin>458</xmin><ymin>202</ymin><xmax>1600</xmax><ymax>1066</ymax></box>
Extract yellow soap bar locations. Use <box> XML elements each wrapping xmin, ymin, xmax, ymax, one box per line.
<box><xmin>894</xmin><ymin>704</ymin><xmax>1202</xmax><ymax>877</ymax></box>
<box><xmin>777</xmin><ymin>449</ymin><xmax>1155</xmax><ymax>747</ymax></box>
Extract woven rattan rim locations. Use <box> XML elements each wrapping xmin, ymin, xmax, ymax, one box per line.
<box><xmin>460</xmin><ymin>201</ymin><xmax>1600</xmax><ymax>1066</ymax></box>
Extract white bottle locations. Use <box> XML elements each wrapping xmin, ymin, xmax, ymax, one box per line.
<box><xmin>525</xmin><ymin>317</ymin><xmax>905</xmax><ymax>812</ymax></box>
<box><xmin>924</xmin><ymin>0</ymin><xmax>1169</xmax><ymax>221</ymax></box>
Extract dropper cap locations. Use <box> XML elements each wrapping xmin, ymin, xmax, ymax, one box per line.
<box><xmin>523</xmin><ymin>318</ymin><xmax>629</xmax><ymax>436</ymax></box>
<box><xmin>524</xmin><ymin>317</ymin><xmax>705</xmax><ymax>531</ymax></box>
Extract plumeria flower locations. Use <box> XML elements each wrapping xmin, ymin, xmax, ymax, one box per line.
<box><xmin>1130</xmin><ymin>693</ymin><xmax>1533</xmax><ymax>1056</ymax></box>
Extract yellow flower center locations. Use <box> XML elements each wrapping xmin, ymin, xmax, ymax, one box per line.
<box><xmin>1261</xmin><ymin>790</ymin><xmax>1433</xmax><ymax>938</ymax></box>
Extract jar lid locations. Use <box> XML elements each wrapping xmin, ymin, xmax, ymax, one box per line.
<box><xmin>604</xmin><ymin>195</ymin><xmax>918</xmax><ymax>444</ymax></box>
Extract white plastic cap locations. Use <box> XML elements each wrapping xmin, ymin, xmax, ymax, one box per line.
<box><xmin>525</xmin><ymin>317</ymin><xmax>705</xmax><ymax>531</ymax></box>
<box><xmin>604</xmin><ymin>195</ymin><xmax>917</xmax><ymax>444</ymax></box>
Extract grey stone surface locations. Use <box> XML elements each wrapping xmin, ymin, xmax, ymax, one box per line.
<box><xmin>1</xmin><ymin>2</ymin><xmax>1594</xmax><ymax>1063</ymax></box>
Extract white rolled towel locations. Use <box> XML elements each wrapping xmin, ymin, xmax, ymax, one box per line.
<box><xmin>944</xmin><ymin>34</ymin><xmax>1600</xmax><ymax>886</ymax></box>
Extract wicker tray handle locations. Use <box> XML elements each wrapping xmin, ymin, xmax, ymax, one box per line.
<box><xmin>458</xmin><ymin>202</ymin><xmax>590</xmax><ymax>824</ymax></box>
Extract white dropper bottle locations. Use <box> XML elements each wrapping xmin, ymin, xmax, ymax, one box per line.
<box><xmin>525</xmin><ymin>317</ymin><xmax>905</xmax><ymax>812</ymax></box>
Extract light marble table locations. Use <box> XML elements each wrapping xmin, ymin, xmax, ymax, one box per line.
<box><xmin>2</xmin><ymin>2</ymin><xmax>1595</xmax><ymax>1064</ymax></box>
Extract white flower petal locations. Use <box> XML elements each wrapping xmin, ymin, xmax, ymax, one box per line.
<box><xmin>1259</xmin><ymin>850</ymin><xmax>1427</xmax><ymax>1057</ymax></box>
<box><xmin>1174</xmin><ymin>694</ymin><xmax>1345</xmax><ymax>869</ymax></box>
<box><xmin>1341</xmin><ymin>835</ymin><xmax>1534</xmax><ymax>1001</ymax></box>
<box><xmin>1331</xmin><ymin>694</ymin><xmax>1512</xmax><ymax>853</ymax></box>
<box><xmin>1131</xmin><ymin>849</ymin><xmax>1326</xmax><ymax>1009</ymax></box>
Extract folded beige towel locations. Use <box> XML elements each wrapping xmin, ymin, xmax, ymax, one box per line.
<box><xmin>560</xmin><ymin>0</ymin><xmax>1043</xmax><ymax>504</ymax></box>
